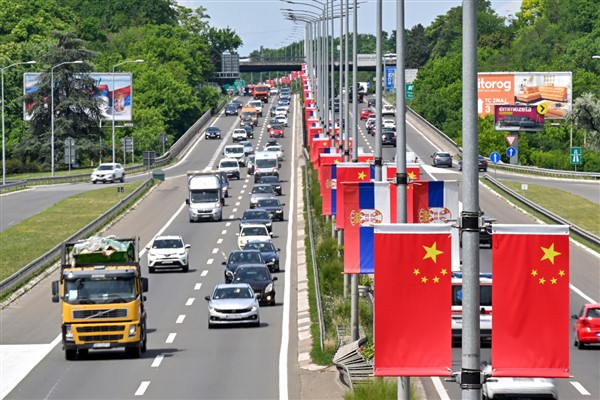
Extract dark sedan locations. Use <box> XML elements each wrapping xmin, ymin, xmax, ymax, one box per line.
<box><xmin>459</xmin><ymin>154</ymin><xmax>488</xmax><ymax>172</ymax></box>
<box><xmin>224</xmin><ymin>103</ymin><xmax>238</xmax><ymax>116</ymax></box>
<box><xmin>258</xmin><ymin>175</ymin><xmax>282</xmax><ymax>195</ymax></box>
<box><xmin>381</xmin><ymin>128</ymin><xmax>397</xmax><ymax>147</ymax></box>
<box><xmin>229</xmin><ymin>264</ymin><xmax>277</xmax><ymax>305</ymax></box>
<box><xmin>205</xmin><ymin>126</ymin><xmax>222</xmax><ymax>140</ymax></box>
<box><xmin>243</xmin><ymin>240</ymin><xmax>281</xmax><ymax>272</ymax></box>
<box><xmin>240</xmin><ymin>123</ymin><xmax>254</xmax><ymax>139</ymax></box>
<box><xmin>221</xmin><ymin>250</ymin><xmax>265</xmax><ymax>279</ymax></box>
<box><xmin>256</xmin><ymin>198</ymin><xmax>285</xmax><ymax>221</ymax></box>
<box><xmin>239</xmin><ymin>209</ymin><xmax>273</xmax><ymax>233</ymax></box>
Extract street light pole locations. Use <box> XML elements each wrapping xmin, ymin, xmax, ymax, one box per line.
<box><xmin>2</xmin><ymin>60</ymin><xmax>36</xmax><ymax>185</ymax></box>
<box><xmin>112</xmin><ymin>59</ymin><xmax>144</xmax><ymax>163</ymax></box>
<box><xmin>51</xmin><ymin>60</ymin><xmax>83</xmax><ymax>177</ymax></box>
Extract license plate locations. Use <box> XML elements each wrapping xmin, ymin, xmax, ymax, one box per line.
<box><xmin>93</xmin><ymin>342</ymin><xmax>110</xmax><ymax>348</ymax></box>
<box><xmin>226</xmin><ymin>314</ymin><xmax>241</xmax><ymax>320</ymax></box>
<box><xmin>162</xmin><ymin>260</ymin><xmax>173</xmax><ymax>264</ymax></box>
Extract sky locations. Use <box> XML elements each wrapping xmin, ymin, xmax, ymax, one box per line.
<box><xmin>176</xmin><ymin>0</ymin><xmax>523</xmax><ymax>56</ymax></box>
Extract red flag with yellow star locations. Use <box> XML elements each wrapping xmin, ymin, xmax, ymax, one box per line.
<box><xmin>334</xmin><ymin>162</ymin><xmax>373</xmax><ymax>229</ymax></box>
<box><xmin>491</xmin><ymin>224</ymin><xmax>570</xmax><ymax>378</ymax></box>
<box><xmin>374</xmin><ymin>224</ymin><xmax>452</xmax><ymax>376</ymax></box>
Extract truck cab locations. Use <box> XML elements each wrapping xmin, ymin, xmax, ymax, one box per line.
<box><xmin>186</xmin><ymin>171</ymin><xmax>224</xmax><ymax>222</ymax></box>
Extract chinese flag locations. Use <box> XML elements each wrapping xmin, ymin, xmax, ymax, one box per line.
<box><xmin>334</xmin><ymin>163</ymin><xmax>373</xmax><ymax>227</ymax></box>
<box><xmin>382</xmin><ymin>162</ymin><xmax>421</xmax><ymax>181</ymax></box>
<box><xmin>491</xmin><ymin>224</ymin><xmax>570</xmax><ymax>378</ymax></box>
<box><xmin>343</xmin><ymin>182</ymin><xmax>397</xmax><ymax>274</ymax></box>
<box><xmin>374</xmin><ymin>223</ymin><xmax>453</xmax><ymax>376</ymax></box>
<box><xmin>319</xmin><ymin>164</ymin><xmax>335</xmax><ymax>216</ymax></box>
<box><xmin>317</xmin><ymin>152</ymin><xmax>342</xmax><ymax>171</ymax></box>
<box><xmin>310</xmin><ymin>138</ymin><xmax>331</xmax><ymax>166</ymax></box>
<box><xmin>412</xmin><ymin>180</ymin><xmax>459</xmax><ymax>224</ymax></box>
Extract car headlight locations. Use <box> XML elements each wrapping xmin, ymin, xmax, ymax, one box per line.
<box><xmin>65</xmin><ymin>325</ymin><xmax>74</xmax><ymax>341</ymax></box>
<box><xmin>265</xmin><ymin>283</ymin><xmax>274</xmax><ymax>293</ymax></box>
<box><xmin>250</xmin><ymin>198</ymin><xmax>258</xmax><ymax>203</ymax></box>
<box><xmin>270</xmin><ymin>258</ymin><xmax>276</xmax><ymax>263</ymax></box>
<box><xmin>275</xmin><ymin>210</ymin><xmax>282</xmax><ymax>213</ymax></box>
<box><xmin>128</xmin><ymin>324</ymin><xmax>137</xmax><ymax>338</ymax></box>
<box><xmin>251</xmin><ymin>306</ymin><xmax>258</xmax><ymax>312</ymax></box>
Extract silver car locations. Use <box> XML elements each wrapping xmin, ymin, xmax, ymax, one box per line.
<box><xmin>431</xmin><ymin>151</ymin><xmax>453</xmax><ymax>168</ymax></box>
<box><xmin>249</xmin><ymin>184</ymin><xmax>276</xmax><ymax>208</ymax></box>
<box><xmin>205</xmin><ymin>283</ymin><xmax>260</xmax><ymax>328</ymax></box>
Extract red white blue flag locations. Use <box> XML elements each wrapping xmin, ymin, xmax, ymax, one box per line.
<box><xmin>343</xmin><ymin>181</ymin><xmax>397</xmax><ymax>274</ymax></box>
<box><xmin>333</xmin><ymin>162</ymin><xmax>374</xmax><ymax>227</ymax></box>
<box><xmin>412</xmin><ymin>180</ymin><xmax>459</xmax><ymax>224</ymax></box>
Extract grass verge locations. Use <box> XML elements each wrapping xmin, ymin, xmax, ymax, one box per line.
<box><xmin>344</xmin><ymin>378</ymin><xmax>421</xmax><ymax>400</ymax></box>
<box><xmin>0</xmin><ymin>181</ymin><xmax>147</xmax><ymax>283</ymax></box>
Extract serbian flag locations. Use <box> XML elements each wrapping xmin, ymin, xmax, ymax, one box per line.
<box><xmin>412</xmin><ymin>180</ymin><xmax>459</xmax><ymax>224</ymax></box>
<box><xmin>316</xmin><ymin>151</ymin><xmax>342</xmax><ymax>170</ymax></box>
<box><xmin>374</xmin><ymin>223</ymin><xmax>453</xmax><ymax>376</ymax></box>
<box><xmin>343</xmin><ymin>182</ymin><xmax>397</xmax><ymax>274</ymax></box>
<box><xmin>491</xmin><ymin>224</ymin><xmax>570</xmax><ymax>378</ymax></box>
<box><xmin>333</xmin><ymin>163</ymin><xmax>373</xmax><ymax>226</ymax></box>
<box><xmin>320</xmin><ymin>164</ymin><xmax>336</xmax><ymax>216</ymax></box>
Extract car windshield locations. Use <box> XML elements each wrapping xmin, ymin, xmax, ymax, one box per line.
<box><xmin>437</xmin><ymin>153</ymin><xmax>451</xmax><ymax>157</ymax></box>
<box><xmin>230</xmin><ymin>251</ymin><xmax>262</xmax><ymax>263</ymax></box>
<box><xmin>190</xmin><ymin>190</ymin><xmax>219</xmax><ymax>203</ymax></box>
<box><xmin>97</xmin><ymin>165</ymin><xmax>116</xmax><ymax>171</ymax></box>
<box><xmin>152</xmin><ymin>239</ymin><xmax>183</xmax><ymax>249</ymax></box>
<box><xmin>207</xmin><ymin>127</ymin><xmax>219</xmax><ymax>132</ymax></box>
<box><xmin>255</xmin><ymin>158</ymin><xmax>277</xmax><ymax>168</ymax></box>
<box><xmin>226</xmin><ymin>147</ymin><xmax>244</xmax><ymax>154</ymax></box>
<box><xmin>245</xmin><ymin>242</ymin><xmax>276</xmax><ymax>252</ymax></box>
<box><xmin>243</xmin><ymin>210</ymin><xmax>269</xmax><ymax>220</ymax></box>
<box><xmin>241</xmin><ymin>227</ymin><xmax>268</xmax><ymax>236</ymax></box>
<box><xmin>213</xmin><ymin>286</ymin><xmax>252</xmax><ymax>300</ymax></box>
<box><xmin>271</xmin><ymin>124</ymin><xmax>283</xmax><ymax>130</ymax></box>
<box><xmin>257</xmin><ymin>199</ymin><xmax>279</xmax><ymax>207</ymax></box>
<box><xmin>220</xmin><ymin>161</ymin><xmax>238</xmax><ymax>168</ymax></box>
<box><xmin>235</xmin><ymin>268</ymin><xmax>269</xmax><ymax>281</ymax></box>
<box><xmin>253</xmin><ymin>185</ymin><xmax>273</xmax><ymax>194</ymax></box>
<box><xmin>260</xmin><ymin>176</ymin><xmax>278</xmax><ymax>183</ymax></box>
<box><xmin>452</xmin><ymin>285</ymin><xmax>492</xmax><ymax>306</ymax></box>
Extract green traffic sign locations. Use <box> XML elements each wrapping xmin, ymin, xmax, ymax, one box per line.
<box><xmin>570</xmin><ymin>147</ymin><xmax>582</xmax><ymax>165</ymax></box>
<box><xmin>405</xmin><ymin>83</ymin><xmax>414</xmax><ymax>100</ymax></box>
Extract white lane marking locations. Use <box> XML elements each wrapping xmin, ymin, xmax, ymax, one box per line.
<box><xmin>242</xmin><ymin>184</ymin><xmax>247</xmax><ymax>188</ymax></box>
<box><xmin>229</xmin><ymin>215</ymin><xmax>235</xmax><ymax>219</ymax></box>
<box><xmin>201</xmin><ymin>270</ymin><xmax>208</xmax><ymax>277</ymax></box>
<box><xmin>279</xmin><ymin>94</ymin><xmax>297</xmax><ymax>400</ymax></box>
<box><xmin>237</xmin><ymin>196</ymin><xmax>243</xmax><ymax>200</ymax></box>
<box><xmin>176</xmin><ymin>315</ymin><xmax>185</xmax><ymax>324</ymax></box>
<box><xmin>570</xmin><ymin>284</ymin><xmax>597</xmax><ymax>304</ymax></box>
<box><xmin>185</xmin><ymin>298</ymin><xmax>195</xmax><ymax>306</ymax></box>
<box><xmin>135</xmin><ymin>381</ymin><xmax>150</xmax><ymax>396</ymax></box>
<box><xmin>221</xmin><ymin>230</ymin><xmax>227</xmax><ymax>235</ymax></box>
<box><xmin>212</xmin><ymin>248</ymin><xmax>218</xmax><ymax>254</ymax></box>
<box><xmin>140</xmin><ymin>202</ymin><xmax>187</xmax><ymax>257</ymax></box>
<box><xmin>217</xmin><ymin>238</ymin><xmax>223</xmax><ymax>244</ymax></box>
<box><xmin>207</xmin><ymin>258</ymin><xmax>213</xmax><ymax>265</ymax></box>
<box><xmin>431</xmin><ymin>377</ymin><xmax>451</xmax><ymax>400</ymax></box>
<box><xmin>240</xmin><ymin>190</ymin><xmax>245</xmax><ymax>194</ymax></box>
<box><xmin>225</xmin><ymin>222</ymin><xmax>231</xmax><ymax>227</ymax></box>
<box><xmin>166</xmin><ymin>333</ymin><xmax>176</xmax><ymax>344</ymax></box>
<box><xmin>151</xmin><ymin>355</ymin><xmax>164</xmax><ymax>368</ymax></box>
<box><xmin>194</xmin><ymin>283</ymin><xmax>202</xmax><ymax>290</ymax></box>
<box><xmin>570</xmin><ymin>381</ymin><xmax>591</xmax><ymax>395</ymax></box>
<box><xmin>232</xmin><ymin>208</ymin><xmax>238</xmax><ymax>213</ymax></box>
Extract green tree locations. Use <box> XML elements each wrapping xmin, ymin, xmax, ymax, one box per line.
<box><xmin>568</xmin><ymin>93</ymin><xmax>600</xmax><ymax>151</ymax></box>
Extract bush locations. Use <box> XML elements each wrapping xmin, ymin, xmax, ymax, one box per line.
<box><xmin>5</xmin><ymin>159</ymin><xmax>42</xmax><ymax>174</ymax></box>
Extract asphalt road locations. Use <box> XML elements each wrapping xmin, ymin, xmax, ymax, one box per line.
<box><xmin>1</xmin><ymin>94</ymin><xmax>598</xmax><ymax>400</ymax></box>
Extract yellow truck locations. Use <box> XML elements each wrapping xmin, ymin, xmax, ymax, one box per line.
<box><xmin>51</xmin><ymin>236</ymin><xmax>148</xmax><ymax>360</ymax></box>
<box><xmin>240</xmin><ymin>106</ymin><xmax>258</xmax><ymax>126</ymax></box>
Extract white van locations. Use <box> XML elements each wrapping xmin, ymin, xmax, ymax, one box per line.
<box><xmin>186</xmin><ymin>171</ymin><xmax>223</xmax><ymax>222</ymax></box>
<box><xmin>248</xmin><ymin>100</ymin><xmax>263</xmax><ymax>117</ymax></box>
<box><xmin>218</xmin><ymin>158</ymin><xmax>241</xmax><ymax>180</ymax></box>
<box><xmin>451</xmin><ymin>272</ymin><xmax>492</xmax><ymax>344</ymax></box>
<box><xmin>253</xmin><ymin>151</ymin><xmax>279</xmax><ymax>183</ymax></box>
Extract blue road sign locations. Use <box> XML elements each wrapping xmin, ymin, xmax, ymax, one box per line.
<box><xmin>506</xmin><ymin>147</ymin><xmax>517</xmax><ymax>158</ymax></box>
<box><xmin>490</xmin><ymin>152</ymin><xmax>501</xmax><ymax>164</ymax></box>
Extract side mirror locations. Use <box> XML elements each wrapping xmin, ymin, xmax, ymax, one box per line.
<box><xmin>277</xmin><ymin>248</ymin><xmax>281</xmax><ymax>251</ymax></box>
<box><xmin>185</xmin><ymin>244</ymin><xmax>191</xmax><ymax>249</ymax></box>
<box><xmin>205</xmin><ymin>295</ymin><xmax>211</xmax><ymax>301</ymax></box>
<box><xmin>185</xmin><ymin>198</ymin><xmax>190</xmax><ymax>205</ymax></box>
<box><xmin>225</xmin><ymin>270</ymin><xmax>234</xmax><ymax>283</ymax></box>
<box><xmin>141</xmin><ymin>277</ymin><xmax>149</xmax><ymax>293</ymax></box>
<box><xmin>272</xmin><ymin>277</ymin><xmax>278</xmax><ymax>281</ymax></box>
<box><xmin>51</xmin><ymin>281</ymin><xmax>60</xmax><ymax>302</ymax></box>
<box><xmin>571</xmin><ymin>314</ymin><xmax>579</xmax><ymax>319</ymax></box>
<box><xmin>222</xmin><ymin>261</ymin><xmax>227</xmax><ymax>265</ymax></box>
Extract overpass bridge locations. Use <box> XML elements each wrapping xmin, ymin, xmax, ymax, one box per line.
<box><xmin>238</xmin><ymin>57</ymin><xmax>397</xmax><ymax>72</ymax></box>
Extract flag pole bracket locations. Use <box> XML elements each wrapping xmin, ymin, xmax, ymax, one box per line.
<box><xmin>460</xmin><ymin>211</ymin><xmax>480</xmax><ymax>232</ymax></box>
<box><xmin>458</xmin><ymin>368</ymin><xmax>483</xmax><ymax>389</ymax></box>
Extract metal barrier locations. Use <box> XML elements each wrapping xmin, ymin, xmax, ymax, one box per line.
<box><xmin>0</xmin><ymin>178</ymin><xmax>153</xmax><ymax>296</ymax></box>
<box><xmin>483</xmin><ymin>174</ymin><xmax>600</xmax><ymax>246</ymax></box>
<box><xmin>333</xmin><ymin>326</ymin><xmax>372</xmax><ymax>390</ymax></box>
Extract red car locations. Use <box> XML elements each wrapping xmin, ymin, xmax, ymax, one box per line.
<box><xmin>269</xmin><ymin>124</ymin><xmax>285</xmax><ymax>138</ymax></box>
<box><xmin>572</xmin><ymin>303</ymin><xmax>600</xmax><ymax>349</ymax></box>
<box><xmin>359</xmin><ymin>108</ymin><xmax>375</xmax><ymax>120</ymax></box>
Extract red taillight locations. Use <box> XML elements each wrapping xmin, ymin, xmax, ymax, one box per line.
<box><xmin>580</xmin><ymin>318</ymin><xmax>590</xmax><ymax>328</ymax></box>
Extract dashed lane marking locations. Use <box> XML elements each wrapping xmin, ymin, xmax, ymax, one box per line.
<box><xmin>176</xmin><ymin>315</ymin><xmax>185</xmax><ymax>324</ymax></box>
<box><xmin>194</xmin><ymin>283</ymin><xmax>202</xmax><ymax>290</ymax></box>
<box><xmin>165</xmin><ymin>333</ymin><xmax>176</xmax><ymax>344</ymax></box>
<box><xmin>201</xmin><ymin>270</ymin><xmax>208</xmax><ymax>277</ymax></box>
<box><xmin>185</xmin><ymin>298</ymin><xmax>195</xmax><ymax>306</ymax></box>
<box><xmin>151</xmin><ymin>355</ymin><xmax>164</xmax><ymax>368</ymax></box>
<box><xmin>135</xmin><ymin>381</ymin><xmax>150</xmax><ymax>396</ymax></box>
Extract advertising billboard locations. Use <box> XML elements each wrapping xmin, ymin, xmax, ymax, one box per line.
<box><xmin>23</xmin><ymin>72</ymin><xmax>134</xmax><ymax>122</ymax></box>
<box><xmin>478</xmin><ymin>72</ymin><xmax>572</xmax><ymax>120</ymax></box>
<box><xmin>494</xmin><ymin>105</ymin><xmax>545</xmax><ymax>132</ymax></box>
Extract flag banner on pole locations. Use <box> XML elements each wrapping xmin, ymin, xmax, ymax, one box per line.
<box><xmin>343</xmin><ymin>182</ymin><xmax>397</xmax><ymax>274</ymax></box>
<box><xmin>491</xmin><ymin>224</ymin><xmax>570</xmax><ymax>378</ymax></box>
<box><xmin>334</xmin><ymin>163</ymin><xmax>374</xmax><ymax>226</ymax></box>
<box><xmin>316</xmin><ymin>152</ymin><xmax>342</xmax><ymax>171</ymax></box>
<box><xmin>412</xmin><ymin>180</ymin><xmax>459</xmax><ymax>224</ymax></box>
<box><xmin>319</xmin><ymin>164</ymin><xmax>335</xmax><ymax>216</ymax></box>
<box><xmin>374</xmin><ymin>223</ymin><xmax>453</xmax><ymax>376</ymax></box>
<box><xmin>382</xmin><ymin>162</ymin><xmax>421</xmax><ymax>181</ymax></box>
<box><xmin>310</xmin><ymin>139</ymin><xmax>332</xmax><ymax>165</ymax></box>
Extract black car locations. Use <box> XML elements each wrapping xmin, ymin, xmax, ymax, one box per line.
<box><xmin>459</xmin><ymin>155</ymin><xmax>488</xmax><ymax>172</ymax></box>
<box><xmin>258</xmin><ymin>175</ymin><xmax>282</xmax><ymax>195</ymax></box>
<box><xmin>231</xmin><ymin>99</ymin><xmax>243</xmax><ymax>109</ymax></box>
<box><xmin>224</xmin><ymin>103</ymin><xmax>238</xmax><ymax>116</ymax></box>
<box><xmin>381</xmin><ymin>128</ymin><xmax>397</xmax><ymax>147</ymax></box>
<box><xmin>367</xmin><ymin>98</ymin><xmax>376</xmax><ymax>108</ymax></box>
<box><xmin>228</xmin><ymin>264</ymin><xmax>277</xmax><ymax>305</ymax></box>
<box><xmin>240</xmin><ymin>123</ymin><xmax>254</xmax><ymax>139</ymax></box>
<box><xmin>243</xmin><ymin>240</ymin><xmax>281</xmax><ymax>272</ymax></box>
<box><xmin>222</xmin><ymin>250</ymin><xmax>265</xmax><ymax>279</ymax></box>
<box><xmin>205</xmin><ymin>126</ymin><xmax>222</xmax><ymax>140</ymax></box>
<box><xmin>256</xmin><ymin>198</ymin><xmax>285</xmax><ymax>221</ymax></box>
<box><xmin>239</xmin><ymin>209</ymin><xmax>273</xmax><ymax>233</ymax></box>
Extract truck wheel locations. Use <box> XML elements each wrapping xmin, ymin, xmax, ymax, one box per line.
<box><xmin>65</xmin><ymin>349</ymin><xmax>77</xmax><ymax>360</ymax></box>
<box><xmin>78</xmin><ymin>349</ymin><xmax>88</xmax><ymax>358</ymax></box>
<box><xmin>126</xmin><ymin>345</ymin><xmax>141</xmax><ymax>358</ymax></box>
<box><xmin>121</xmin><ymin>175</ymin><xmax>125</xmax><ymax>183</ymax></box>
<box><xmin>141</xmin><ymin>331</ymin><xmax>147</xmax><ymax>353</ymax></box>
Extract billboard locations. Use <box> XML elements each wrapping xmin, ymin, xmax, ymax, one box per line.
<box><xmin>478</xmin><ymin>72</ymin><xmax>572</xmax><ymax>120</ymax></box>
<box><xmin>494</xmin><ymin>105</ymin><xmax>545</xmax><ymax>132</ymax></box>
<box><xmin>23</xmin><ymin>72</ymin><xmax>134</xmax><ymax>122</ymax></box>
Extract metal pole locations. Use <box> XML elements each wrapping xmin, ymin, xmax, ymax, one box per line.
<box><xmin>461</xmin><ymin>1</ymin><xmax>481</xmax><ymax>399</ymax></box>
<box><xmin>51</xmin><ymin>67</ymin><xmax>55</xmax><ymax>177</ymax></box>
<box><xmin>351</xmin><ymin>0</ymin><xmax>358</xmax><ymax>162</ymax></box>
<box><xmin>338</xmin><ymin>0</ymin><xmax>343</xmax><ymax>153</ymax></box>
<box><xmin>1</xmin><ymin>68</ymin><xmax>5</xmax><ymax>185</ymax></box>
<box><xmin>330</xmin><ymin>0</ymin><xmax>335</xmax><ymax>141</ymax></box>
<box><xmin>374</xmin><ymin>0</ymin><xmax>382</xmax><ymax>181</ymax></box>
<box><xmin>344</xmin><ymin>0</ymin><xmax>350</xmax><ymax>162</ymax></box>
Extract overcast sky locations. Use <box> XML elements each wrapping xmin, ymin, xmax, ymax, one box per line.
<box><xmin>176</xmin><ymin>0</ymin><xmax>523</xmax><ymax>55</ymax></box>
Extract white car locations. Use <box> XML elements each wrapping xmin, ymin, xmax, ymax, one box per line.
<box><xmin>218</xmin><ymin>158</ymin><xmax>241</xmax><ymax>180</ymax></box>
<box><xmin>274</xmin><ymin>106</ymin><xmax>288</xmax><ymax>116</ymax></box>
<box><xmin>146</xmin><ymin>235</ymin><xmax>191</xmax><ymax>273</ymax></box>
<box><xmin>232</xmin><ymin>128</ymin><xmax>248</xmax><ymax>142</ymax></box>
<box><xmin>382</xmin><ymin>119</ymin><xmax>396</xmax><ymax>129</ymax></box>
<box><xmin>264</xmin><ymin>145</ymin><xmax>283</xmax><ymax>161</ymax></box>
<box><xmin>223</xmin><ymin>145</ymin><xmax>246</xmax><ymax>166</ymax></box>
<box><xmin>90</xmin><ymin>163</ymin><xmax>125</xmax><ymax>184</ymax></box>
<box><xmin>382</xmin><ymin>104</ymin><xmax>396</xmax><ymax>116</ymax></box>
<box><xmin>269</xmin><ymin>87</ymin><xmax>279</xmax><ymax>95</ymax></box>
<box><xmin>205</xmin><ymin>283</ymin><xmax>260</xmax><ymax>328</ymax></box>
<box><xmin>481</xmin><ymin>362</ymin><xmax>558</xmax><ymax>399</ymax></box>
<box><xmin>274</xmin><ymin>115</ymin><xmax>288</xmax><ymax>127</ymax></box>
<box><xmin>237</xmin><ymin>224</ymin><xmax>272</xmax><ymax>250</ymax></box>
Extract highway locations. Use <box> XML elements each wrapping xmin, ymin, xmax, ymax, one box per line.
<box><xmin>1</xmin><ymin>93</ymin><xmax>599</xmax><ymax>400</ymax></box>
